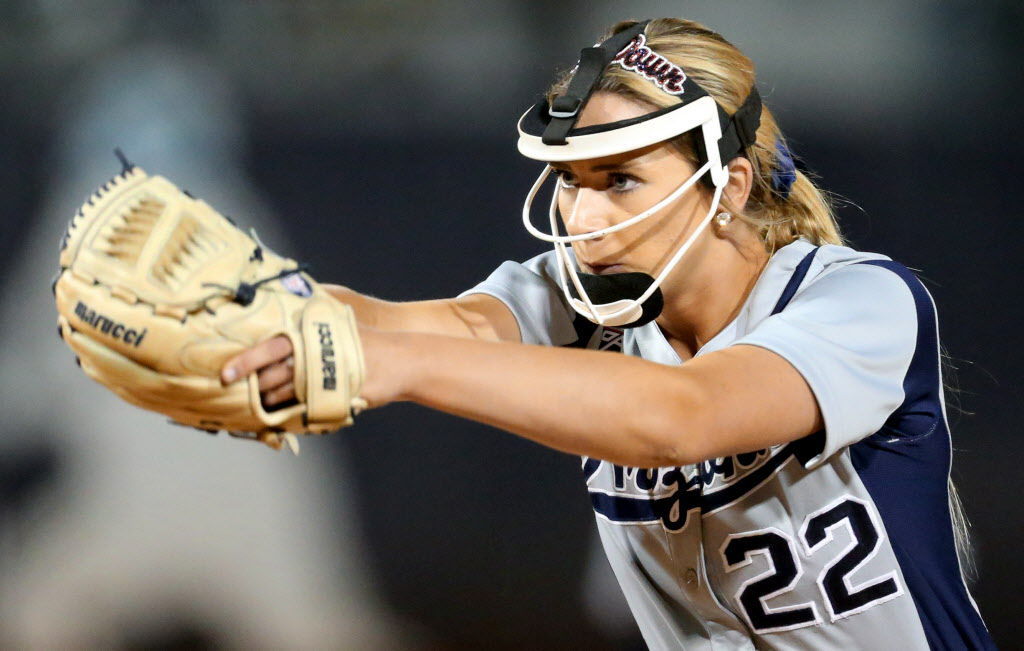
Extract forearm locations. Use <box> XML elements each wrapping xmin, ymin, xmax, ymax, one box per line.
<box><xmin>322</xmin><ymin>284</ymin><xmax>392</xmax><ymax>330</ymax></box>
<box><xmin>324</xmin><ymin>284</ymin><xmax>517</xmax><ymax>342</ymax></box>
<box><xmin>362</xmin><ymin>329</ymin><xmax>712</xmax><ymax>467</ymax></box>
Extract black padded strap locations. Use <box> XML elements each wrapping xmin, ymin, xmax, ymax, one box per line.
<box><xmin>716</xmin><ymin>85</ymin><xmax>762</xmax><ymax>162</ymax></box>
<box><xmin>542</xmin><ymin>21</ymin><xmax>650</xmax><ymax>145</ymax></box>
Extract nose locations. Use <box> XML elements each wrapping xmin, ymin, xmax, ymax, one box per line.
<box><xmin>561</xmin><ymin>187</ymin><xmax>613</xmax><ymax>238</ymax></box>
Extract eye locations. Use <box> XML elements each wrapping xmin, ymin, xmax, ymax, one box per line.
<box><xmin>609</xmin><ymin>173</ymin><xmax>639</xmax><ymax>193</ymax></box>
<box><xmin>554</xmin><ymin>169</ymin><xmax>578</xmax><ymax>189</ymax></box>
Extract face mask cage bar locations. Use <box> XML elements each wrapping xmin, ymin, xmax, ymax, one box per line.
<box><xmin>553</xmin><ymin>175</ymin><xmax>726</xmax><ymax>327</ymax></box>
<box><xmin>515</xmin><ymin>20</ymin><xmax>761</xmax><ymax>327</ymax></box>
<box><xmin>520</xmin><ymin>98</ymin><xmax>727</xmax><ymax>326</ymax></box>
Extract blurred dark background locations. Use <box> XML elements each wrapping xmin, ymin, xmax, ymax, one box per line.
<box><xmin>1</xmin><ymin>1</ymin><xmax>1021</xmax><ymax>648</ymax></box>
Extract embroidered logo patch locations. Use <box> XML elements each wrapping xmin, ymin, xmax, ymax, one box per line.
<box><xmin>281</xmin><ymin>272</ymin><xmax>312</xmax><ymax>297</ymax></box>
<box><xmin>611</xmin><ymin>34</ymin><xmax>687</xmax><ymax>95</ymax></box>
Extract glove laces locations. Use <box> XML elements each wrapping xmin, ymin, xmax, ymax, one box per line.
<box><xmin>201</xmin><ymin>229</ymin><xmax>310</xmax><ymax>307</ymax></box>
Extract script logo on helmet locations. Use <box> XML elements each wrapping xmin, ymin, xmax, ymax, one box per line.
<box><xmin>611</xmin><ymin>34</ymin><xmax>687</xmax><ymax>96</ymax></box>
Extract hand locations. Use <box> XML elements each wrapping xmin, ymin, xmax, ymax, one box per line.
<box><xmin>222</xmin><ymin>335</ymin><xmax>297</xmax><ymax>408</ymax></box>
<box><xmin>223</xmin><ymin>327</ymin><xmax>406</xmax><ymax>411</ymax></box>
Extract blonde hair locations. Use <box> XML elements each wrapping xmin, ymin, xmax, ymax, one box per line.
<box><xmin>547</xmin><ymin>18</ymin><xmax>843</xmax><ymax>252</ymax></box>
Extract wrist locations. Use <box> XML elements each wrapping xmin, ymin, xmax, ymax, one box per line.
<box><xmin>358</xmin><ymin>327</ymin><xmax>418</xmax><ymax>408</ymax></box>
<box><xmin>324</xmin><ymin>284</ymin><xmax>381</xmax><ymax>330</ymax></box>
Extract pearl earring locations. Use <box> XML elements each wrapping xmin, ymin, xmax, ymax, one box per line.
<box><xmin>716</xmin><ymin>212</ymin><xmax>733</xmax><ymax>227</ymax></box>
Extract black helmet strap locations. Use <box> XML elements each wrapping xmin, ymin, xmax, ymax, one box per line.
<box><xmin>542</xmin><ymin>21</ymin><xmax>650</xmax><ymax>146</ymax></box>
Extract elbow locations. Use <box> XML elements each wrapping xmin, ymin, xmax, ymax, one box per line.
<box><xmin>627</xmin><ymin>375</ymin><xmax>717</xmax><ymax>467</ymax></box>
<box><xmin>641</xmin><ymin>436</ymin><xmax>710</xmax><ymax>469</ymax></box>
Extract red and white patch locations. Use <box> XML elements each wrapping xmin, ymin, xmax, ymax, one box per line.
<box><xmin>281</xmin><ymin>272</ymin><xmax>312</xmax><ymax>297</ymax></box>
<box><xmin>611</xmin><ymin>34</ymin><xmax>687</xmax><ymax>96</ymax></box>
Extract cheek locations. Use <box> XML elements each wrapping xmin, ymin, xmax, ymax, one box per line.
<box><xmin>629</xmin><ymin>198</ymin><xmax>708</xmax><ymax>255</ymax></box>
<box><xmin>660</xmin><ymin>185</ymin><xmax>712</xmax><ymax>229</ymax></box>
<box><xmin>555</xmin><ymin>191</ymin><xmax>574</xmax><ymax>220</ymax></box>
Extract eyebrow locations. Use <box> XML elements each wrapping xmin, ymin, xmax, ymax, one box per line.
<box><xmin>551</xmin><ymin>161</ymin><xmax>643</xmax><ymax>173</ymax></box>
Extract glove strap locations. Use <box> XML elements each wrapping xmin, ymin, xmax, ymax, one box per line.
<box><xmin>299</xmin><ymin>298</ymin><xmax>365</xmax><ymax>430</ymax></box>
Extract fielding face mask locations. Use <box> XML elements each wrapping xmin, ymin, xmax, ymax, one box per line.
<box><xmin>517</xmin><ymin>20</ymin><xmax>761</xmax><ymax>328</ymax></box>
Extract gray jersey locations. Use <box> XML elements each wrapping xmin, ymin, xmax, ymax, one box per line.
<box><xmin>462</xmin><ymin>239</ymin><xmax>993</xmax><ymax>650</ymax></box>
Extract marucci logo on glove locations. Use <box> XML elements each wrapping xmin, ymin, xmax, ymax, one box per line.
<box><xmin>74</xmin><ymin>300</ymin><xmax>147</xmax><ymax>346</ymax></box>
<box><xmin>316</xmin><ymin>322</ymin><xmax>337</xmax><ymax>391</ymax></box>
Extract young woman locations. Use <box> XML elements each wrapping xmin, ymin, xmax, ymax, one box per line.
<box><xmin>224</xmin><ymin>18</ymin><xmax>993</xmax><ymax>649</ymax></box>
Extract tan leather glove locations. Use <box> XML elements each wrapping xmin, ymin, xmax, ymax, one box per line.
<box><xmin>55</xmin><ymin>164</ymin><xmax>366</xmax><ymax>452</ymax></box>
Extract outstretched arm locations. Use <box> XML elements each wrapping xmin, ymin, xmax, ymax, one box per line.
<box><xmin>357</xmin><ymin>330</ymin><xmax>822</xmax><ymax>467</ymax></box>
<box><xmin>224</xmin><ymin>314</ymin><xmax>822</xmax><ymax>467</ymax></box>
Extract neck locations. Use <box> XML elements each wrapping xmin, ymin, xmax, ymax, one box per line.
<box><xmin>655</xmin><ymin>229</ymin><xmax>769</xmax><ymax>361</ymax></box>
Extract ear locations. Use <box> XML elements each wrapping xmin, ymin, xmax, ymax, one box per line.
<box><xmin>723</xmin><ymin>156</ymin><xmax>754</xmax><ymax>212</ymax></box>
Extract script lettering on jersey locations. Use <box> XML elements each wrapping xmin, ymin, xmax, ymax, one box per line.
<box><xmin>584</xmin><ymin>446</ymin><xmax>797</xmax><ymax>532</ymax></box>
<box><xmin>315</xmin><ymin>322</ymin><xmax>337</xmax><ymax>390</ymax></box>
<box><xmin>611</xmin><ymin>34</ymin><xmax>687</xmax><ymax>95</ymax></box>
<box><xmin>578</xmin><ymin>326</ymin><xmax>797</xmax><ymax>531</ymax></box>
<box><xmin>74</xmin><ymin>300</ymin><xmax>147</xmax><ymax>347</ymax></box>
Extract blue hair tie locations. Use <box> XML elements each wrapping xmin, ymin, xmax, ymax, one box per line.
<box><xmin>771</xmin><ymin>138</ymin><xmax>797</xmax><ymax>199</ymax></box>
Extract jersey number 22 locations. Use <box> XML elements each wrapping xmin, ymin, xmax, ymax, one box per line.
<box><xmin>720</xmin><ymin>496</ymin><xmax>903</xmax><ymax>634</ymax></box>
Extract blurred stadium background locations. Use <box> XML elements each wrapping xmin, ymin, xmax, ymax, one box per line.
<box><xmin>1</xmin><ymin>1</ymin><xmax>1021</xmax><ymax>648</ymax></box>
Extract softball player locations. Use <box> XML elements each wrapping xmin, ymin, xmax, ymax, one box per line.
<box><xmin>226</xmin><ymin>18</ymin><xmax>994</xmax><ymax>649</ymax></box>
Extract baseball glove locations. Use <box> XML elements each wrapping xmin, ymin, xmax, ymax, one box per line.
<box><xmin>54</xmin><ymin>161</ymin><xmax>367</xmax><ymax>452</ymax></box>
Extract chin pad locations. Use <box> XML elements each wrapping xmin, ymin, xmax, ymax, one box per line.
<box><xmin>568</xmin><ymin>272</ymin><xmax>664</xmax><ymax>328</ymax></box>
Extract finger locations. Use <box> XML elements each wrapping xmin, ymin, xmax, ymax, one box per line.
<box><xmin>257</xmin><ymin>356</ymin><xmax>295</xmax><ymax>392</ymax></box>
<box><xmin>222</xmin><ymin>335</ymin><xmax>293</xmax><ymax>385</ymax></box>
<box><xmin>262</xmin><ymin>381</ymin><xmax>296</xmax><ymax>408</ymax></box>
